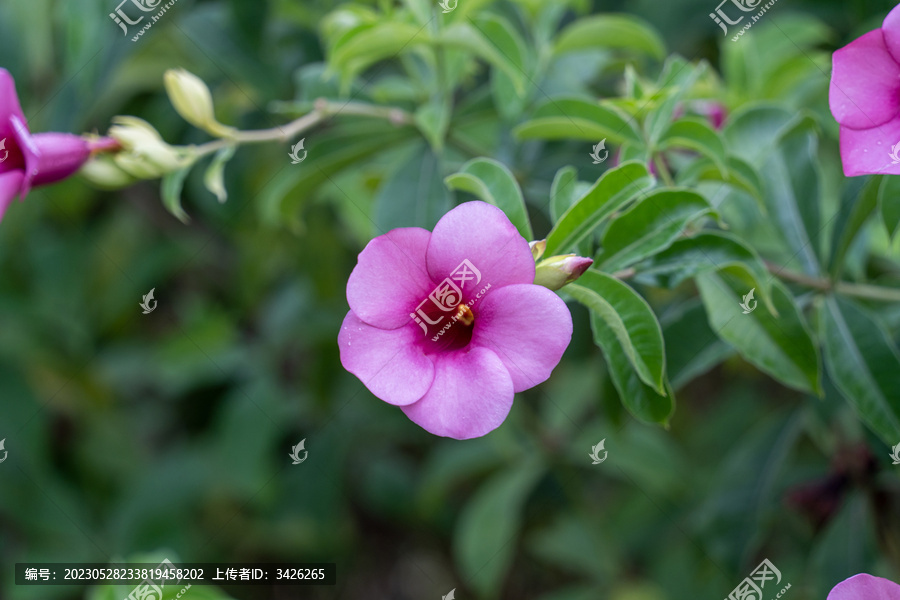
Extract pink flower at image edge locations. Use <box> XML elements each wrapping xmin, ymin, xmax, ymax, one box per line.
<box><xmin>0</xmin><ymin>68</ymin><xmax>114</xmax><ymax>222</ymax></box>
<box><xmin>338</xmin><ymin>201</ymin><xmax>573</xmax><ymax>440</ymax></box>
<box><xmin>828</xmin><ymin>573</ymin><xmax>900</xmax><ymax>599</ymax></box>
<box><xmin>829</xmin><ymin>3</ymin><xmax>900</xmax><ymax>176</ymax></box>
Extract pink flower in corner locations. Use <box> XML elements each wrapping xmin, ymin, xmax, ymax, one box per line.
<box><xmin>828</xmin><ymin>573</ymin><xmax>900</xmax><ymax>599</ymax></box>
<box><xmin>0</xmin><ymin>68</ymin><xmax>117</xmax><ymax>222</ymax></box>
<box><xmin>338</xmin><ymin>201</ymin><xmax>573</xmax><ymax>440</ymax></box>
<box><xmin>829</xmin><ymin>3</ymin><xmax>900</xmax><ymax>176</ymax></box>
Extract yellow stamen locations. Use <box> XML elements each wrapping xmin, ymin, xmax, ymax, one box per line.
<box><xmin>455</xmin><ymin>303</ymin><xmax>474</xmax><ymax>326</ymax></box>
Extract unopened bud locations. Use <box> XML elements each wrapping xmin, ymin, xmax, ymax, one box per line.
<box><xmin>529</xmin><ymin>240</ymin><xmax>546</xmax><ymax>261</ymax></box>
<box><xmin>78</xmin><ymin>155</ymin><xmax>136</xmax><ymax>189</ymax></box>
<box><xmin>164</xmin><ymin>69</ymin><xmax>236</xmax><ymax>139</ymax></box>
<box><xmin>109</xmin><ymin>116</ymin><xmax>195</xmax><ymax>179</ymax></box>
<box><xmin>534</xmin><ymin>255</ymin><xmax>594</xmax><ymax>290</ymax></box>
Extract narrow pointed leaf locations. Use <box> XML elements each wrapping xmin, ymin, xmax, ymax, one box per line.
<box><xmin>545</xmin><ymin>161</ymin><xmax>655</xmax><ymax>255</ymax></box>
<box><xmin>445</xmin><ymin>158</ymin><xmax>533</xmax><ymax>239</ymax></box>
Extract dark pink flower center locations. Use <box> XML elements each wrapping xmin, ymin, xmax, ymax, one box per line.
<box><xmin>410</xmin><ymin>294</ymin><xmax>476</xmax><ymax>355</ymax></box>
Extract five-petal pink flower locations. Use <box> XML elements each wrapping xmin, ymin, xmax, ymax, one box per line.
<box><xmin>829</xmin><ymin>3</ymin><xmax>900</xmax><ymax>176</ymax></box>
<box><xmin>0</xmin><ymin>68</ymin><xmax>116</xmax><ymax>222</ymax></box>
<box><xmin>828</xmin><ymin>573</ymin><xmax>900</xmax><ymax>599</ymax></box>
<box><xmin>338</xmin><ymin>201</ymin><xmax>573</xmax><ymax>440</ymax></box>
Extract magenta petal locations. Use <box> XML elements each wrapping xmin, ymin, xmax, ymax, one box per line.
<box><xmin>0</xmin><ymin>69</ymin><xmax>27</xmax><ymax>143</ymax></box>
<box><xmin>471</xmin><ymin>284</ymin><xmax>572</xmax><ymax>392</ymax></box>
<box><xmin>338</xmin><ymin>311</ymin><xmax>435</xmax><ymax>406</ymax></box>
<box><xmin>10</xmin><ymin>114</ymin><xmax>40</xmax><ymax>199</ymax></box>
<box><xmin>426</xmin><ymin>202</ymin><xmax>535</xmax><ymax>299</ymax></box>
<box><xmin>30</xmin><ymin>133</ymin><xmax>91</xmax><ymax>186</ymax></box>
<box><xmin>401</xmin><ymin>347</ymin><xmax>514</xmax><ymax>439</ymax></box>
<box><xmin>839</xmin><ymin>118</ymin><xmax>900</xmax><ymax>176</ymax></box>
<box><xmin>827</xmin><ymin>573</ymin><xmax>900</xmax><ymax>600</ymax></box>
<box><xmin>830</xmin><ymin>30</ymin><xmax>900</xmax><ymax>130</ymax></box>
<box><xmin>883</xmin><ymin>4</ymin><xmax>900</xmax><ymax>65</ymax></box>
<box><xmin>346</xmin><ymin>227</ymin><xmax>435</xmax><ymax>329</ymax></box>
<box><xmin>0</xmin><ymin>170</ymin><xmax>24</xmax><ymax>222</ymax></box>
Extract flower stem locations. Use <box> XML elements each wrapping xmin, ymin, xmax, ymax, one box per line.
<box><xmin>653</xmin><ymin>154</ymin><xmax>675</xmax><ymax>186</ymax></box>
<box><xmin>193</xmin><ymin>99</ymin><xmax>413</xmax><ymax>157</ymax></box>
<box><xmin>765</xmin><ymin>261</ymin><xmax>900</xmax><ymax>302</ymax></box>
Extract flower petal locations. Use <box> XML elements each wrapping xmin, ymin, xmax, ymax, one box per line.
<box><xmin>471</xmin><ymin>284</ymin><xmax>572</xmax><ymax>392</ymax></box>
<box><xmin>338</xmin><ymin>311</ymin><xmax>435</xmax><ymax>406</ymax></box>
<box><xmin>827</xmin><ymin>573</ymin><xmax>900</xmax><ymax>600</ymax></box>
<box><xmin>882</xmin><ymin>3</ymin><xmax>900</xmax><ymax>65</ymax></box>
<box><xmin>401</xmin><ymin>347</ymin><xmax>514</xmax><ymax>439</ymax></box>
<box><xmin>0</xmin><ymin>170</ymin><xmax>24</xmax><ymax>222</ymax></box>
<box><xmin>426</xmin><ymin>201</ymin><xmax>535</xmax><ymax>300</ymax></box>
<box><xmin>30</xmin><ymin>133</ymin><xmax>91</xmax><ymax>186</ymax></box>
<box><xmin>346</xmin><ymin>227</ymin><xmax>435</xmax><ymax>329</ymax></box>
<box><xmin>830</xmin><ymin>30</ymin><xmax>900</xmax><ymax>130</ymax></box>
<box><xmin>839</xmin><ymin>118</ymin><xmax>900</xmax><ymax>176</ymax></box>
<box><xmin>10</xmin><ymin>114</ymin><xmax>40</xmax><ymax>199</ymax></box>
<box><xmin>0</xmin><ymin>69</ymin><xmax>26</xmax><ymax>148</ymax></box>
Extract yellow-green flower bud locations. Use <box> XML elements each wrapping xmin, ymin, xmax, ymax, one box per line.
<box><xmin>529</xmin><ymin>239</ymin><xmax>546</xmax><ymax>261</ymax></box>
<box><xmin>164</xmin><ymin>69</ymin><xmax>236</xmax><ymax>139</ymax></box>
<box><xmin>109</xmin><ymin>116</ymin><xmax>195</xmax><ymax>179</ymax></box>
<box><xmin>534</xmin><ymin>255</ymin><xmax>594</xmax><ymax>291</ymax></box>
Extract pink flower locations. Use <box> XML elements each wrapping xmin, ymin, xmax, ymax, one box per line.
<box><xmin>338</xmin><ymin>201</ymin><xmax>573</xmax><ymax>439</ymax></box>
<box><xmin>0</xmin><ymin>68</ymin><xmax>117</xmax><ymax>222</ymax></box>
<box><xmin>827</xmin><ymin>573</ymin><xmax>900</xmax><ymax>599</ymax></box>
<box><xmin>829</xmin><ymin>4</ymin><xmax>900</xmax><ymax>176</ymax></box>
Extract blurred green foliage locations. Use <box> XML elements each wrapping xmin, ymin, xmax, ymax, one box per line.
<box><xmin>1</xmin><ymin>0</ymin><xmax>899</xmax><ymax>599</ymax></box>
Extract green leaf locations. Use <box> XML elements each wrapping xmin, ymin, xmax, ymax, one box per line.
<box><xmin>445</xmin><ymin>158</ymin><xmax>533</xmax><ymax>240</ymax></box>
<box><xmin>587</xmin><ymin>309</ymin><xmax>675</xmax><ymax>425</ymax></box>
<box><xmin>760</xmin><ymin>119</ymin><xmax>822</xmax><ymax>276</ymax></box>
<box><xmin>514</xmin><ymin>97</ymin><xmax>644</xmax><ymax>145</ymax></box>
<box><xmin>554</xmin><ymin>14</ymin><xmax>665</xmax><ymax>60</ymax></box>
<box><xmin>203</xmin><ymin>145</ymin><xmax>236</xmax><ymax>203</ymax></box>
<box><xmin>645</xmin><ymin>58</ymin><xmax>705</xmax><ymax>145</ymax></box>
<box><xmin>375</xmin><ymin>143</ymin><xmax>451</xmax><ymax>232</ymax></box>
<box><xmin>330</xmin><ymin>22</ymin><xmax>429</xmax><ymax>80</ymax></box>
<box><xmin>439</xmin><ymin>22</ymin><xmax>526</xmax><ymax>94</ymax></box>
<box><xmin>829</xmin><ymin>176</ymin><xmax>880</xmax><ymax>280</ymax></box>
<box><xmin>596</xmin><ymin>189</ymin><xmax>714</xmax><ymax>272</ymax></box>
<box><xmin>474</xmin><ymin>14</ymin><xmax>532</xmax><ymax>121</ymax></box>
<box><xmin>658</xmin><ymin>117</ymin><xmax>726</xmax><ymax>175</ymax></box>
<box><xmin>161</xmin><ymin>166</ymin><xmax>191</xmax><ymax>224</ymax></box>
<box><xmin>549</xmin><ymin>166</ymin><xmax>578</xmax><ymax>223</ymax></box>
<box><xmin>567</xmin><ymin>270</ymin><xmax>666</xmax><ymax>395</ymax></box>
<box><xmin>633</xmin><ymin>230</ymin><xmax>774</xmax><ymax>313</ymax></box>
<box><xmin>661</xmin><ymin>300</ymin><xmax>734</xmax><ymax>389</ymax></box>
<box><xmin>696</xmin><ymin>272</ymin><xmax>821</xmax><ymax>395</ymax></box>
<box><xmin>454</xmin><ymin>458</ymin><xmax>545</xmax><ymax>598</ymax></box>
<box><xmin>676</xmin><ymin>155</ymin><xmax>765</xmax><ymax>209</ymax></box>
<box><xmin>414</xmin><ymin>97</ymin><xmax>451</xmax><ymax>152</ymax></box>
<box><xmin>259</xmin><ymin>124</ymin><xmax>414</xmax><ymax>229</ymax></box>
<box><xmin>878</xmin><ymin>175</ymin><xmax>900</xmax><ymax>240</ymax></box>
<box><xmin>819</xmin><ymin>296</ymin><xmax>900</xmax><ymax>444</ymax></box>
<box><xmin>545</xmin><ymin>161</ymin><xmax>655</xmax><ymax>255</ymax></box>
